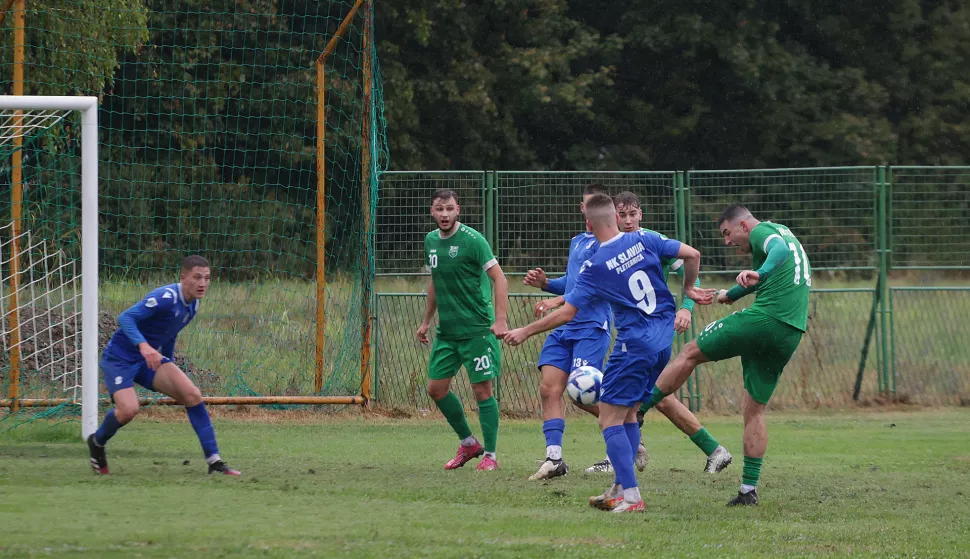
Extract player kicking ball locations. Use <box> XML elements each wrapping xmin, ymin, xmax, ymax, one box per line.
<box><xmin>640</xmin><ymin>204</ymin><xmax>811</xmax><ymax>506</ymax></box>
<box><xmin>577</xmin><ymin>191</ymin><xmax>731</xmax><ymax>475</ymax></box>
<box><xmin>520</xmin><ymin>183</ymin><xmax>622</xmax><ymax>481</ymax></box>
<box><xmin>416</xmin><ymin>189</ymin><xmax>509</xmax><ymax>471</ymax></box>
<box><xmin>504</xmin><ymin>194</ymin><xmax>715</xmax><ymax>512</ymax></box>
<box><xmin>87</xmin><ymin>255</ymin><xmax>240</xmax><ymax>476</ymax></box>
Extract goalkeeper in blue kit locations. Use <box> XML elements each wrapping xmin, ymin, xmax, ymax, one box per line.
<box><xmin>87</xmin><ymin>255</ymin><xmax>240</xmax><ymax>476</ymax></box>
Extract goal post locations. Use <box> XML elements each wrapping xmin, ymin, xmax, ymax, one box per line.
<box><xmin>0</xmin><ymin>95</ymin><xmax>98</xmax><ymax>439</ymax></box>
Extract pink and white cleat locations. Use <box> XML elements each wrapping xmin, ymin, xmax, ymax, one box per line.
<box><xmin>444</xmin><ymin>441</ymin><xmax>484</xmax><ymax>470</ymax></box>
<box><xmin>476</xmin><ymin>455</ymin><xmax>499</xmax><ymax>471</ymax></box>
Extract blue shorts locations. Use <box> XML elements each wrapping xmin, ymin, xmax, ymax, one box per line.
<box><xmin>600</xmin><ymin>345</ymin><xmax>672</xmax><ymax>408</ymax></box>
<box><xmin>537</xmin><ymin>328</ymin><xmax>610</xmax><ymax>374</ymax></box>
<box><xmin>100</xmin><ymin>352</ymin><xmax>171</xmax><ymax>395</ymax></box>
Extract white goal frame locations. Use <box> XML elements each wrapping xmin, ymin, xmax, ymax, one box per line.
<box><xmin>0</xmin><ymin>96</ymin><xmax>98</xmax><ymax>438</ymax></box>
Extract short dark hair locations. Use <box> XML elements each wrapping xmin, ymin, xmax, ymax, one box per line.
<box><xmin>431</xmin><ymin>189</ymin><xmax>459</xmax><ymax>205</ymax></box>
<box><xmin>717</xmin><ymin>203</ymin><xmax>753</xmax><ymax>227</ymax></box>
<box><xmin>583</xmin><ymin>183</ymin><xmax>608</xmax><ymax>196</ymax></box>
<box><xmin>613</xmin><ymin>191</ymin><xmax>640</xmax><ymax>209</ymax></box>
<box><xmin>182</xmin><ymin>255</ymin><xmax>210</xmax><ymax>272</ymax></box>
<box><xmin>583</xmin><ymin>192</ymin><xmax>615</xmax><ymax>214</ymax></box>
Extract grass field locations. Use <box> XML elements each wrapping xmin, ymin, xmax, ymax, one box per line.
<box><xmin>2</xmin><ymin>409</ymin><xmax>969</xmax><ymax>558</ymax></box>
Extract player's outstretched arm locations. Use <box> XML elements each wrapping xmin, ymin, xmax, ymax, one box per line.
<box><xmin>725</xmin><ymin>236</ymin><xmax>789</xmax><ymax>301</ymax></box>
<box><xmin>502</xmin><ymin>303</ymin><xmax>578</xmax><ymax>346</ymax></box>
<box><xmin>675</xmin><ymin>244</ymin><xmax>716</xmax><ymax>305</ymax></box>
<box><xmin>416</xmin><ymin>279</ymin><xmax>437</xmax><ymax>345</ymax></box>
<box><xmin>487</xmin><ymin>263</ymin><xmax>509</xmax><ymax>336</ymax></box>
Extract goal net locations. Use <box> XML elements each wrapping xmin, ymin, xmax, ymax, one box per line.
<box><xmin>0</xmin><ymin>96</ymin><xmax>98</xmax><ymax>436</ymax></box>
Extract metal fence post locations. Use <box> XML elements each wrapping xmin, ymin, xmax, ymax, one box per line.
<box><xmin>877</xmin><ymin>166</ymin><xmax>891</xmax><ymax>395</ymax></box>
<box><xmin>485</xmin><ymin>171</ymin><xmax>495</xmax><ymax>251</ymax></box>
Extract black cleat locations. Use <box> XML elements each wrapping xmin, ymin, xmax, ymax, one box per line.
<box><xmin>727</xmin><ymin>488</ymin><xmax>758</xmax><ymax>506</ymax></box>
<box><xmin>87</xmin><ymin>434</ymin><xmax>109</xmax><ymax>475</ymax></box>
<box><xmin>207</xmin><ymin>460</ymin><xmax>242</xmax><ymax>476</ymax></box>
<box><xmin>529</xmin><ymin>458</ymin><xmax>569</xmax><ymax>481</ymax></box>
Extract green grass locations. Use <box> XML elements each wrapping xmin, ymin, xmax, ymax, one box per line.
<box><xmin>2</xmin><ymin>410</ymin><xmax>969</xmax><ymax>558</ymax></box>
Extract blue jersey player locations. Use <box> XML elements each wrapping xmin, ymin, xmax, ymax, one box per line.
<box><xmin>86</xmin><ymin>256</ymin><xmax>240</xmax><ymax>476</ymax></box>
<box><xmin>520</xmin><ymin>183</ymin><xmax>622</xmax><ymax>481</ymax></box>
<box><xmin>504</xmin><ymin>194</ymin><xmax>714</xmax><ymax>513</ymax></box>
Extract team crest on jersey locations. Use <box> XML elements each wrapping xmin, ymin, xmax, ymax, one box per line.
<box><xmin>449</xmin><ymin>246</ymin><xmax>459</xmax><ymax>258</ymax></box>
<box><xmin>145</xmin><ymin>297</ymin><xmax>157</xmax><ymax>308</ymax></box>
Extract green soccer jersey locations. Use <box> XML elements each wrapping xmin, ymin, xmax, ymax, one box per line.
<box><xmin>748</xmin><ymin>222</ymin><xmax>811</xmax><ymax>332</ymax></box>
<box><xmin>425</xmin><ymin>223</ymin><xmax>497</xmax><ymax>340</ymax></box>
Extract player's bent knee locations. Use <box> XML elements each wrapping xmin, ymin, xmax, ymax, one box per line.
<box><xmin>114</xmin><ymin>402</ymin><xmax>139</xmax><ymax>424</ymax></box>
<box><xmin>470</xmin><ymin>382</ymin><xmax>492</xmax><ymax>401</ymax></box>
<box><xmin>181</xmin><ymin>384</ymin><xmax>203</xmax><ymax>407</ymax></box>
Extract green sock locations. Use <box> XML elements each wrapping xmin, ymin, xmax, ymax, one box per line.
<box><xmin>688</xmin><ymin>427</ymin><xmax>720</xmax><ymax>456</ymax></box>
<box><xmin>434</xmin><ymin>392</ymin><xmax>473</xmax><ymax>440</ymax></box>
<box><xmin>477</xmin><ymin>396</ymin><xmax>499</xmax><ymax>453</ymax></box>
<box><xmin>742</xmin><ymin>456</ymin><xmax>763</xmax><ymax>487</ymax></box>
<box><xmin>643</xmin><ymin>388</ymin><xmax>666</xmax><ymax>412</ymax></box>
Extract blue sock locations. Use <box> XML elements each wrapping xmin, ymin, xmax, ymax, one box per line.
<box><xmin>94</xmin><ymin>409</ymin><xmax>123</xmax><ymax>446</ymax></box>
<box><xmin>624</xmin><ymin>422</ymin><xmax>641</xmax><ymax>455</ymax></box>
<box><xmin>603</xmin><ymin>425</ymin><xmax>637</xmax><ymax>489</ymax></box>
<box><xmin>185</xmin><ymin>403</ymin><xmax>219</xmax><ymax>459</ymax></box>
<box><xmin>542</xmin><ymin>418</ymin><xmax>565</xmax><ymax>447</ymax></box>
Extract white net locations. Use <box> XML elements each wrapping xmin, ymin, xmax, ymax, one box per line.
<box><xmin>0</xmin><ymin>109</ymin><xmax>70</xmax><ymax>147</ymax></box>
<box><xmin>0</xmin><ymin>222</ymin><xmax>82</xmax><ymax>405</ymax></box>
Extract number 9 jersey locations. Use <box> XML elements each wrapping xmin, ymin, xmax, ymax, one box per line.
<box><xmin>564</xmin><ymin>230</ymin><xmax>682</xmax><ymax>355</ymax></box>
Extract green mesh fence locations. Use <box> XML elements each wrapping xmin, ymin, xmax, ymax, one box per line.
<box><xmin>376</xmin><ymin>290</ymin><xmax>881</xmax><ymax>414</ymax></box>
<box><xmin>376</xmin><ymin>171</ymin><xmax>485</xmax><ymax>275</ymax></box>
<box><xmin>890</xmin><ymin>288</ymin><xmax>970</xmax><ymax>405</ymax></box>
<box><xmin>687</xmin><ymin>167</ymin><xmax>878</xmax><ymax>272</ymax></box>
<box><xmin>1</xmin><ymin>1</ymin><xmax>387</xmax><ymax>426</ymax></box>
<box><xmin>889</xmin><ymin>167</ymin><xmax>970</xmax><ymax>269</ymax></box>
<box><xmin>494</xmin><ymin>171</ymin><xmax>677</xmax><ymax>274</ymax></box>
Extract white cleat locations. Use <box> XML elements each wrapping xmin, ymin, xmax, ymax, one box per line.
<box><xmin>529</xmin><ymin>458</ymin><xmax>569</xmax><ymax>481</ymax></box>
<box><xmin>704</xmin><ymin>445</ymin><xmax>733</xmax><ymax>474</ymax></box>
<box><xmin>635</xmin><ymin>443</ymin><xmax>649</xmax><ymax>472</ymax></box>
<box><xmin>584</xmin><ymin>457</ymin><xmax>613</xmax><ymax>474</ymax></box>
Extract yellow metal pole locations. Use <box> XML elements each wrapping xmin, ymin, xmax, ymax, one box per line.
<box><xmin>7</xmin><ymin>0</ymin><xmax>25</xmax><ymax>412</ymax></box>
<box><xmin>359</xmin><ymin>0</ymin><xmax>373</xmax><ymax>403</ymax></box>
<box><xmin>315</xmin><ymin>0</ymin><xmax>365</xmax><ymax>395</ymax></box>
<box><xmin>314</xmin><ymin>59</ymin><xmax>326</xmax><ymax>394</ymax></box>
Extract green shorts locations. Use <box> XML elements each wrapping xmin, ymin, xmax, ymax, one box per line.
<box><xmin>428</xmin><ymin>334</ymin><xmax>501</xmax><ymax>385</ymax></box>
<box><xmin>696</xmin><ymin>309</ymin><xmax>802</xmax><ymax>405</ymax></box>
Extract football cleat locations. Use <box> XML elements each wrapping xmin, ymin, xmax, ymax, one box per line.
<box><xmin>635</xmin><ymin>443</ymin><xmax>649</xmax><ymax>472</ymax></box>
<box><xmin>444</xmin><ymin>441</ymin><xmax>484</xmax><ymax>470</ymax></box>
<box><xmin>476</xmin><ymin>455</ymin><xmax>499</xmax><ymax>471</ymax></box>
<box><xmin>612</xmin><ymin>499</ymin><xmax>646</xmax><ymax>513</ymax></box>
<box><xmin>584</xmin><ymin>457</ymin><xmax>613</xmax><ymax>474</ymax></box>
<box><xmin>704</xmin><ymin>446</ymin><xmax>733</xmax><ymax>474</ymax></box>
<box><xmin>727</xmin><ymin>488</ymin><xmax>759</xmax><ymax>506</ymax></box>
<box><xmin>207</xmin><ymin>460</ymin><xmax>242</xmax><ymax>476</ymax></box>
<box><xmin>87</xmin><ymin>434</ymin><xmax>109</xmax><ymax>475</ymax></box>
<box><xmin>588</xmin><ymin>485</ymin><xmax>624</xmax><ymax>511</ymax></box>
<box><xmin>529</xmin><ymin>458</ymin><xmax>568</xmax><ymax>481</ymax></box>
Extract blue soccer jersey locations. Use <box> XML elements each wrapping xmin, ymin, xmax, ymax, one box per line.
<box><xmin>103</xmin><ymin>283</ymin><xmax>200</xmax><ymax>363</ymax></box>
<box><xmin>565</xmin><ymin>230</ymin><xmax>681</xmax><ymax>354</ymax></box>
<box><xmin>544</xmin><ymin>232</ymin><xmax>611</xmax><ymax>332</ymax></box>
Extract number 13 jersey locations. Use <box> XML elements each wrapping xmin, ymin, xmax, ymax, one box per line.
<box><xmin>565</xmin><ymin>230</ymin><xmax>682</xmax><ymax>354</ymax></box>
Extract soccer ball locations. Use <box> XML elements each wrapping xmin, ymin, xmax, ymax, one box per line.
<box><xmin>566</xmin><ymin>366</ymin><xmax>603</xmax><ymax>406</ymax></box>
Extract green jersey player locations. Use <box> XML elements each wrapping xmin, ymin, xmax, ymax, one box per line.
<box><xmin>416</xmin><ymin>189</ymin><xmax>509</xmax><ymax>471</ymax></box>
<box><xmin>641</xmin><ymin>203</ymin><xmax>810</xmax><ymax>506</ymax></box>
<box><xmin>576</xmin><ymin>191</ymin><xmax>731</xmax><ymax>475</ymax></box>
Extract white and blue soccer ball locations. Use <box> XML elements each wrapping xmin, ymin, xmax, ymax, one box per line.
<box><xmin>566</xmin><ymin>366</ymin><xmax>603</xmax><ymax>406</ymax></box>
